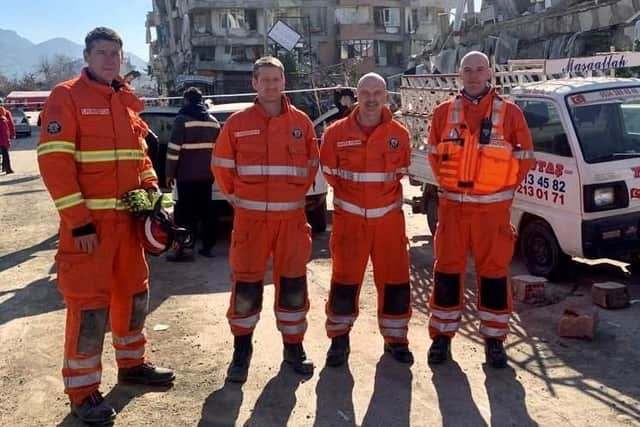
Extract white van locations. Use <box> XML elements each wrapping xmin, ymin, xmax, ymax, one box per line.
<box><xmin>140</xmin><ymin>102</ymin><xmax>329</xmax><ymax>232</ymax></box>
<box><xmin>401</xmin><ymin>71</ymin><xmax>640</xmax><ymax>278</ymax></box>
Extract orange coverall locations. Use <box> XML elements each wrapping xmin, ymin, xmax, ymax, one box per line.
<box><xmin>211</xmin><ymin>96</ymin><xmax>319</xmax><ymax>344</ymax></box>
<box><xmin>38</xmin><ymin>68</ymin><xmax>158</xmax><ymax>404</ymax></box>
<box><xmin>321</xmin><ymin>106</ymin><xmax>412</xmax><ymax>344</ymax></box>
<box><xmin>427</xmin><ymin>88</ymin><xmax>535</xmax><ymax>341</ymax></box>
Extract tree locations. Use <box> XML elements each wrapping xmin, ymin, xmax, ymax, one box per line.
<box><xmin>37</xmin><ymin>55</ymin><xmax>76</xmax><ymax>88</ymax></box>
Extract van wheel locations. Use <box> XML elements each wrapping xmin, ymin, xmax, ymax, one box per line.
<box><xmin>307</xmin><ymin>199</ymin><xmax>327</xmax><ymax>233</ymax></box>
<box><xmin>520</xmin><ymin>219</ymin><xmax>570</xmax><ymax>279</ymax></box>
<box><xmin>425</xmin><ymin>194</ymin><xmax>438</xmax><ymax>236</ymax></box>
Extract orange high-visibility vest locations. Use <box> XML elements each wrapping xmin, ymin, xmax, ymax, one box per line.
<box><xmin>434</xmin><ymin>94</ymin><xmax>527</xmax><ymax>195</ymax></box>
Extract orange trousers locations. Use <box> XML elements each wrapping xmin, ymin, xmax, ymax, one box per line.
<box><xmin>326</xmin><ymin>209</ymin><xmax>411</xmax><ymax>344</ymax></box>
<box><xmin>429</xmin><ymin>199</ymin><xmax>515</xmax><ymax>341</ymax></box>
<box><xmin>227</xmin><ymin>211</ymin><xmax>312</xmax><ymax>344</ymax></box>
<box><xmin>57</xmin><ymin>215</ymin><xmax>149</xmax><ymax>404</ymax></box>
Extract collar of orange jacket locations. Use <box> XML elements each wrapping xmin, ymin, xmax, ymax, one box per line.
<box><xmin>253</xmin><ymin>95</ymin><xmax>292</xmax><ymax>118</ymax></box>
<box><xmin>457</xmin><ymin>86</ymin><xmax>499</xmax><ymax>109</ymax></box>
<box><xmin>80</xmin><ymin>67</ymin><xmax>144</xmax><ymax>113</ymax></box>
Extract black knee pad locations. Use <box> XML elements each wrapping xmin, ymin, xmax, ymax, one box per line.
<box><xmin>433</xmin><ymin>272</ymin><xmax>461</xmax><ymax>307</ymax></box>
<box><xmin>77</xmin><ymin>307</ymin><xmax>108</xmax><ymax>355</ymax></box>
<box><xmin>479</xmin><ymin>277</ymin><xmax>508</xmax><ymax>311</ymax></box>
<box><xmin>382</xmin><ymin>282</ymin><xmax>410</xmax><ymax>315</ymax></box>
<box><xmin>279</xmin><ymin>276</ymin><xmax>307</xmax><ymax>310</ymax></box>
<box><xmin>329</xmin><ymin>283</ymin><xmax>359</xmax><ymax>315</ymax></box>
<box><xmin>234</xmin><ymin>280</ymin><xmax>263</xmax><ymax>315</ymax></box>
<box><xmin>129</xmin><ymin>289</ymin><xmax>149</xmax><ymax>331</ymax></box>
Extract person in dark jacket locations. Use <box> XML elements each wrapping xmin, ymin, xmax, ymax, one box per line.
<box><xmin>334</xmin><ymin>87</ymin><xmax>356</xmax><ymax>119</ymax></box>
<box><xmin>166</xmin><ymin>87</ymin><xmax>220</xmax><ymax>261</ymax></box>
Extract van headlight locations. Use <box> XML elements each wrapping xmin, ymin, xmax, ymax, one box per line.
<box><xmin>583</xmin><ymin>182</ymin><xmax>629</xmax><ymax>212</ymax></box>
<box><xmin>593</xmin><ymin>187</ymin><xmax>615</xmax><ymax>206</ymax></box>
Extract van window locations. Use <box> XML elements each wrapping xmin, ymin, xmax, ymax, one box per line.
<box><xmin>516</xmin><ymin>100</ymin><xmax>572</xmax><ymax>157</ymax></box>
<box><xmin>140</xmin><ymin>113</ymin><xmax>174</xmax><ymax>145</ymax></box>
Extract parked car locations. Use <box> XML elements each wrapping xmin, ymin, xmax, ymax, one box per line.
<box><xmin>10</xmin><ymin>108</ymin><xmax>31</xmax><ymax>137</ymax></box>
<box><xmin>140</xmin><ymin>102</ymin><xmax>330</xmax><ymax>232</ymax></box>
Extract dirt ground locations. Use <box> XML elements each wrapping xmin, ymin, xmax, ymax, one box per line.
<box><xmin>1</xmin><ymin>130</ymin><xmax>639</xmax><ymax>427</ymax></box>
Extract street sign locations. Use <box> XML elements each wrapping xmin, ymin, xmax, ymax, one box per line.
<box><xmin>268</xmin><ymin>20</ymin><xmax>301</xmax><ymax>52</ymax></box>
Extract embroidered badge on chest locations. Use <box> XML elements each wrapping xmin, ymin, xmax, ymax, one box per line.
<box><xmin>388</xmin><ymin>137</ymin><xmax>399</xmax><ymax>149</ymax></box>
<box><xmin>292</xmin><ymin>128</ymin><xmax>303</xmax><ymax>139</ymax></box>
<box><xmin>47</xmin><ymin>121</ymin><xmax>62</xmax><ymax>135</ymax></box>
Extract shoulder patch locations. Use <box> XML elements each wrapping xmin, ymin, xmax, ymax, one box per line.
<box><xmin>292</xmin><ymin>128</ymin><xmax>303</xmax><ymax>139</ymax></box>
<box><xmin>47</xmin><ymin>120</ymin><xmax>62</xmax><ymax>135</ymax></box>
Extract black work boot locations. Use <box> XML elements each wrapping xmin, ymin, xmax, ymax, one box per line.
<box><xmin>118</xmin><ymin>361</ymin><xmax>175</xmax><ymax>386</ymax></box>
<box><xmin>485</xmin><ymin>338</ymin><xmax>508</xmax><ymax>369</ymax></box>
<box><xmin>70</xmin><ymin>391</ymin><xmax>116</xmax><ymax>425</ymax></box>
<box><xmin>283</xmin><ymin>343</ymin><xmax>315</xmax><ymax>375</ymax></box>
<box><xmin>427</xmin><ymin>335</ymin><xmax>452</xmax><ymax>365</ymax></box>
<box><xmin>326</xmin><ymin>334</ymin><xmax>350</xmax><ymax>367</ymax></box>
<box><xmin>384</xmin><ymin>342</ymin><xmax>414</xmax><ymax>364</ymax></box>
<box><xmin>226</xmin><ymin>334</ymin><xmax>253</xmax><ymax>383</ymax></box>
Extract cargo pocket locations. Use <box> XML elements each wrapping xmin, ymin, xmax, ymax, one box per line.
<box><xmin>230</xmin><ymin>229</ymin><xmax>261</xmax><ymax>275</ymax></box>
<box><xmin>474</xmin><ymin>145</ymin><xmax>514</xmax><ymax>190</ymax></box>
<box><xmin>56</xmin><ymin>253</ymin><xmax>102</xmax><ymax>298</ymax></box>
<box><xmin>287</xmin><ymin>142</ymin><xmax>310</xmax><ymax>186</ymax></box>
<box><xmin>436</xmin><ymin>142</ymin><xmax>463</xmax><ymax>188</ymax></box>
<box><xmin>236</xmin><ymin>143</ymin><xmax>267</xmax><ymax>183</ymax></box>
<box><xmin>493</xmin><ymin>224</ymin><xmax>517</xmax><ymax>268</ymax></box>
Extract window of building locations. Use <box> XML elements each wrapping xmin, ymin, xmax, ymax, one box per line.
<box><xmin>307</xmin><ymin>7</ymin><xmax>327</xmax><ymax>34</ymax></box>
<box><xmin>192</xmin><ymin>12</ymin><xmax>210</xmax><ymax>34</ymax></box>
<box><xmin>220</xmin><ymin>9</ymin><xmax>257</xmax><ymax>32</ymax></box>
<box><xmin>340</xmin><ymin>40</ymin><xmax>373</xmax><ymax>60</ymax></box>
<box><xmin>374</xmin><ymin>7</ymin><xmax>401</xmax><ymax>32</ymax></box>
<box><xmin>196</xmin><ymin>48</ymin><xmax>215</xmax><ymax>62</ymax></box>
<box><xmin>375</xmin><ymin>41</ymin><xmax>404</xmax><ymax>67</ymax></box>
<box><xmin>407</xmin><ymin>9</ymin><xmax>419</xmax><ymax>33</ymax></box>
<box><xmin>516</xmin><ymin>100</ymin><xmax>572</xmax><ymax>157</ymax></box>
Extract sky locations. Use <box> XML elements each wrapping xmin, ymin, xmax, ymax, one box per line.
<box><xmin>2</xmin><ymin>0</ymin><xmax>153</xmax><ymax>60</ymax></box>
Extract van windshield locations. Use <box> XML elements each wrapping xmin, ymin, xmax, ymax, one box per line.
<box><xmin>567</xmin><ymin>89</ymin><xmax>640</xmax><ymax>163</ymax></box>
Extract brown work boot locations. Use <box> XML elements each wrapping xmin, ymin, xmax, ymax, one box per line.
<box><xmin>283</xmin><ymin>343</ymin><xmax>314</xmax><ymax>375</ymax></box>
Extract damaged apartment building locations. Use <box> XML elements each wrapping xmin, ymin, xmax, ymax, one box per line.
<box><xmin>146</xmin><ymin>0</ymin><xmax>449</xmax><ymax>95</ymax></box>
<box><xmin>430</xmin><ymin>0</ymin><xmax>640</xmax><ymax>72</ymax></box>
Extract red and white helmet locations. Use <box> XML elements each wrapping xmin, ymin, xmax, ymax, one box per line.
<box><xmin>137</xmin><ymin>200</ymin><xmax>193</xmax><ymax>256</ymax></box>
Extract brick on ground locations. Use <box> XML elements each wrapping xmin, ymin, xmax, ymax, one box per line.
<box><xmin>512</xmin><ymin>275</ymin><xmax>547</xmax><ymax>303</ymax></box>
<box><xmin>592</xmin><ymin>282</ymin><xmax>630</xmax><ymax>309</ymax></box>
<box><xmin>558</xmin><ymin>305</ymin><xmax>599</xmax><ymax>340</ymax></box>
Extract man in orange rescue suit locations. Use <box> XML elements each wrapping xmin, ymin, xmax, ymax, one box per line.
<box><xmin>426</xmin><ymin>51</ymin><xmax>535</xmax><ymax>368</ymax></box>
<box><xmin>38</xmin><ymin>27</ymin><xmax>175</xmax><ymax>425</ymax></box>
<box><xmin>321</xmin><ymin>73</ymin><xmax>413</xmax><ymax>367</ymax></box>
<box><xmin>211</xmin><ymin>56</ymin><xmax>319</xmax><ymax>382</ymax></box>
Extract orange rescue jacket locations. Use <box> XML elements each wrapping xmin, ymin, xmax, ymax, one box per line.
<box><xmin>428</xmin><ymin>88</ymin><xmax>534</xmax><ymax>203</ymax></box>
<box><xmin>321</xmin><ymin>106</ymin><xmax>410</xmax><ymax>219</ymax></box>
<box><xmin>211</xmin><ymin>96</ymin><xmax>319</xmax><ymax>219</ymax></box>
<box><xmin>38</xmin><ymin>68</ymin><xmax>157</xmax><ymax>230</ymax></box>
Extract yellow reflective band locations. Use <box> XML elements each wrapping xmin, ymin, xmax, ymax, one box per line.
<box><xmin>54</xmin><ymin>192</ymin><xmax>84</xmax><ymax>211</ymax></box>
<box><xmin>74</xmin><ymin>149</ymin><xmax>145</xmax><ymax>163</ymax></box>
<box><xmin>85</xmin><ymin>198</ymin><xmax>128</xmax><ymax>210</ymax></box>
<box><xmin>140</xmin><ymin>169</ymin><xmax>157</xmax><ymax>180</ymax></box>
<box><xmin>37</xmin><ymin>141</ymin><xmax>76</xmax><ymax>156</ymax></box>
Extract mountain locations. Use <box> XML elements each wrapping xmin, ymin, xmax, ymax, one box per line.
<box><xmin>0</xmin><ymin>28</ymin><xmax>148</xmax><ymax>78</ymax></box>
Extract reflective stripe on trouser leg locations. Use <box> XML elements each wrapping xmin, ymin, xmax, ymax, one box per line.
<box><xmin>62</xmin><ymin>306</ymin><xmax>108</xmax><ymax>404</ymax></box>
<box><xmin>228</xmin><ymin>280</ymin><xmax>263</xmax><ymax>336</ymax></box>
<box><xmin>380</xmin><ymin>282</ymin><xmax>411</xmax><ymax>343</ymax></box>
<box><xmin>428</xmin><ymin>272</ymin><xmax>463</xmax><ymax>339</ymax></box>
<box><xmin>478</xmin><ymin>276</ymin><xmax>510</xmax><ymax>340</ymax></box>
<box><xmin>113</xmin><ymin>289</ymin><xmax>148</xmax><ymax>368</ymax></box>
<box><xmin>276</xmin><ymin>275</ymin><xmax>309</xmax><ymax>342</ymax></box>
<box><xmin>326</xmin><ymin>282</ymin><xmax>360</xmax><ymax>338</ymax></box>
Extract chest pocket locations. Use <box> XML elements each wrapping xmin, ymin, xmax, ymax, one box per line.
<box><xmin>236</xmin><ymin>140</ymin><xmax>267</xmax><ymax>183</ymax></box>
<box><xmin>287</xmin><ymin>142</ymin><xmax>309</xmax><ymax>185</ymax></box>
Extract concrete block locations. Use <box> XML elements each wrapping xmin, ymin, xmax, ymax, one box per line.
<box><xmin>558</xmin><ymin>306</ymin><xmax>599</xmax><ymax>340</ymax></box>
<box><xmin>512</xmin><ymin>275</ymin><xmax>547</xmax><ymax>303</ymax></box>
<box><xmin>592</xmin><ymin>282</ymin><xmax>630</xmax><ymax>309</ymax></box>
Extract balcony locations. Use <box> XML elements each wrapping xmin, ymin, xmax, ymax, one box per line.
<box><xmin>191</xmin><ymin>33</ymin><xmax>264</xmax><ymax>47</ymax></box>
<box><xmin>187</xmin><ymin>0</ymin><xmax>274</xmax><ymax>12</ymax></box>
<box><xmin>195</xmin><ymin>58</ymin><xmax>254</xmax><ymax>73</ymax></box>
